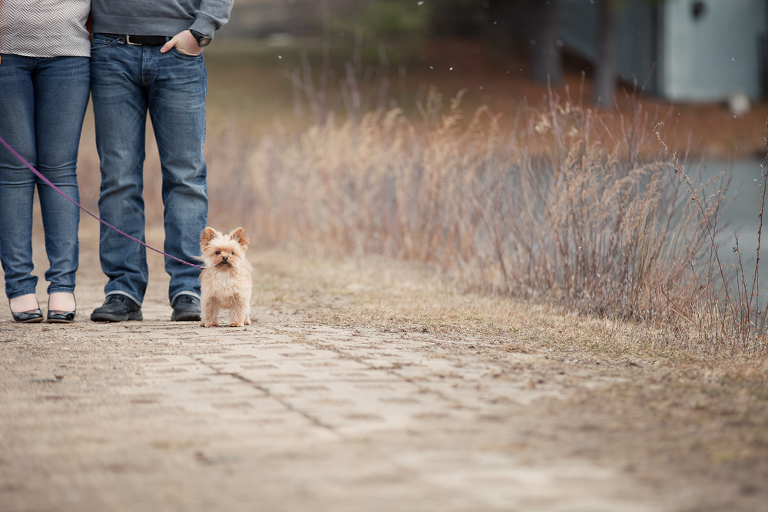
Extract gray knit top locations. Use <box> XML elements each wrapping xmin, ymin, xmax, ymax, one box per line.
<box><xmin>91</xmin><ymin>0</ymin><xmax>233</xmax><ymax>39</ymax></box>
<box><xmin>0</xmin><ymin>0</ymin><xmax>91</xmax><ymax>58</ymax></box>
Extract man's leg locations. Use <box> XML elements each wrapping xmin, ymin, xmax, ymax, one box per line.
<box><xmin>90</xmin><ymin>35</ymin><xmax>149</xmax><ymax>320</ymax></box>
<box><xmin>148</xmin><ymin>46</ymin><xmax>208</xmax><ymax>320</ymax></box>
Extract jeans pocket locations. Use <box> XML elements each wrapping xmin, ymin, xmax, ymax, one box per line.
<box><xmin>171</xmin><ymin>48</ymin><xmax>203</xmax><ymax>60</ymax></box>
<box><xmin>91</xmin><ymin>36</ymin><xmax>116</xmax><ymax>51</ymax></box>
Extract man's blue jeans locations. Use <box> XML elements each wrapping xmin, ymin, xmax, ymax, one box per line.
<box><xmin>0</xmin><ymin>55</ymin><xmax>89</xmax><ymax>300</ymax></box>
<box><xmin>90</xmin><ymin>34</ymin><xmax>208</xmax><ymax>306</ymax></box>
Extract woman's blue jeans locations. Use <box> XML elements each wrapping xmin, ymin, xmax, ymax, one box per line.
<box><xmin>0</xmin><ymin>55</ymin><xmax>89</xmax><ymax>301</ymax></box>
<box><xmin>90</xmin><ymin>35</ymin><xmax>208</xmax><ymax>306</ymax></box>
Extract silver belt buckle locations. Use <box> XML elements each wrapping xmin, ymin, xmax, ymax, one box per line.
<box><xmin>125</xmin><ymin>35</ymin><xmax>142</xmax><ymax>46</ymax></box>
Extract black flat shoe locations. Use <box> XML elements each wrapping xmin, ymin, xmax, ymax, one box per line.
<box><xmin>47</xmin><ymin>310</ymin><xmax>76</xmax><ymax>323</ymax></box>
<box><xmin>11</xmin><ymin>308</ymin><xmax>44</xmax><ymax>323</ymax></box>
<box><xmin>47</xmin><ymin>294</ymin><xmax>76</xmax><ymax>323</ymax></box>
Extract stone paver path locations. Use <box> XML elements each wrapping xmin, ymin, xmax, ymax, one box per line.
<box><xmin>1</xmin><ymin>318</ymin><xmax>664</xmax><ymax>512</ymax></box>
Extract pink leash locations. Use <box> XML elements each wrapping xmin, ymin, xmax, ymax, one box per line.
<box><xmin>0</xmin><ymin>134</ymin><xmax>203</xmax><ymax>270</ymax></box>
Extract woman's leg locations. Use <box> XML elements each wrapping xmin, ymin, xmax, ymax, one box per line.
<box><xmin>0</xmin><ymin>55</ymin><xmax>39</xmax><ymax>304</ymax></box>
<box><xmin>34</xmin><ymin>56</ymin><xmax>90</xmax><ymax>304</ymax></box>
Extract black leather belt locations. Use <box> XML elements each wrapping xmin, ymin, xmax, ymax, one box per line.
<box><xmin>102</xmin><ymin>34</ymin><xmax>172</xmax><ymax>46</ymax></box>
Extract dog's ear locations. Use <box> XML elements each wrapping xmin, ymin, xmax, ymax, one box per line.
<box><xmin>200</xmin><ymin>227</ymin><xmax>217</xmax><ymax>249</ymax></box>
<box><xmin>229</xmin><ymin>227</ymin><xmax>249</xmax><ymax>249</ymax></box>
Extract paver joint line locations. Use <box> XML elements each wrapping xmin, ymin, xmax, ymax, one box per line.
<box><xmin>192</xmin><ymin>355</ymin><xmax>339</xmax><ymax>433</ymax></box>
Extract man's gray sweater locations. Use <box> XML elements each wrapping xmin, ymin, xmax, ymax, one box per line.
<box><xmin>91</xmin><ymin>0</ymin><xmax>233</xmax><ymax>39</ymax></box>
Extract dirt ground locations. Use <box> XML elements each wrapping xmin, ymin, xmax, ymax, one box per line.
<box><xmin>1</xmin><ymin>229</ymin><xmax>767</xmax><ymax>512</ymax></box>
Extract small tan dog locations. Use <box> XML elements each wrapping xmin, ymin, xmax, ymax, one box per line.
<box><xmin>198</xmin><ymin>227</ymin><xmax>253</xmax><ymax>327</ymax></box>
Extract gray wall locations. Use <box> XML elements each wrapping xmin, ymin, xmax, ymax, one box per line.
<box><xmin>660</xmin><ymin>0</ymin><xmax>767</xmax><ymax>101</ymax></box>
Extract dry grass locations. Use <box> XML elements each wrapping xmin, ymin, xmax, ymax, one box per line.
<box><xmin>190</xmin><ymin>85</ymin><xmax>766</xmax><ymax>357</ymax></box>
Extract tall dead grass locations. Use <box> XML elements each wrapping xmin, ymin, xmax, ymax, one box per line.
<box><xmin>199</xmin><ymin>87</ymin><xmax>767</xmax><ymax>356</ymax></box>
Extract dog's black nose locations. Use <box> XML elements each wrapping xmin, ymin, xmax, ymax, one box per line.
<box><xmin>222</xmin><ymin>256</ymin><xmax>228</xmax><ymax>261</ymax></box>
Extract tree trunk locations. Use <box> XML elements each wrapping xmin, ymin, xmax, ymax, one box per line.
<box><xmin>592</xmin><ymin>0</ymin><xmax>619</xmax><ymax>108</ymax></box>
<box><xmin>529</xmin><ymin>0</ymin><xmax>562</xmax><ymax>85</ymax></box>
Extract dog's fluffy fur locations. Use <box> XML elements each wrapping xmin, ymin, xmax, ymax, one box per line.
<box><xmin>198</xmin><ymin>227</ymin><xmax>253</xmax><ymax>327</ymax></box>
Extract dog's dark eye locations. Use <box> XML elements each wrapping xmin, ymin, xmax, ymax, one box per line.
<box><xmin>215</xmin><ymin>251</ymin><xmax>220</xmax><ymax>255</ymax></box>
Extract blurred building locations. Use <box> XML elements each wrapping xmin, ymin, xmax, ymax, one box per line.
<box><xmin>560</xmin><ymin>0</ymin><xmax>768</xmax><ymax>102</ymax></box>
<box><xmin>220</xmin><ymin>0</ymin><xmax>767</xmax><ymax>103</ymax></box>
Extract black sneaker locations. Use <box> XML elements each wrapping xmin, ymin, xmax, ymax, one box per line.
<box><xmin>90</xmin><ymin>294</ymin><xmax>143</xmax><ymax>322</ymax></box>
<box><xmin>171</xmin><ymin>295</ymin><xmax>201</xmax><ymax>322</ymax></box>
